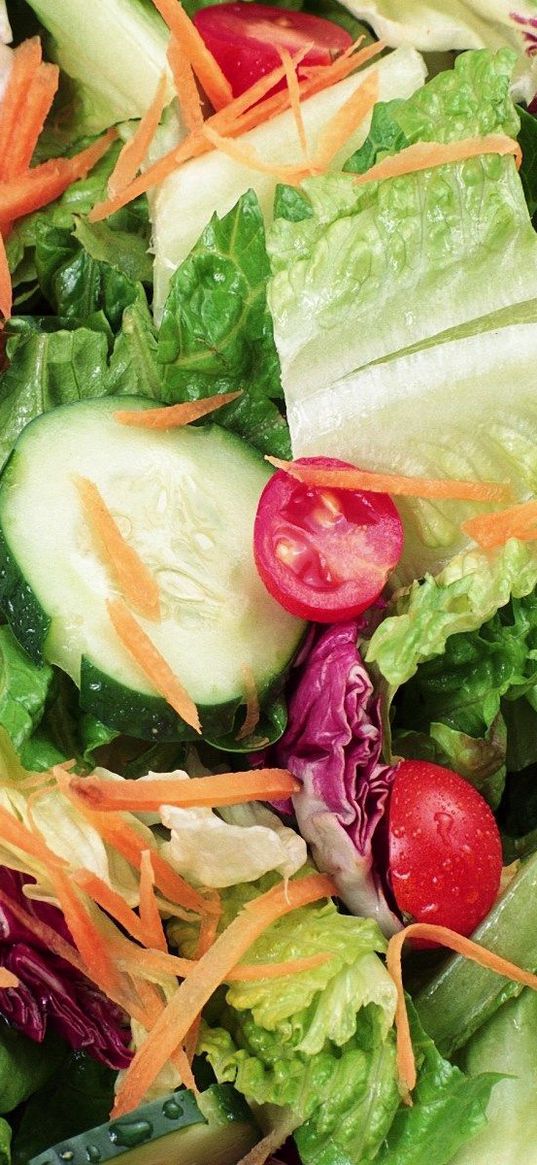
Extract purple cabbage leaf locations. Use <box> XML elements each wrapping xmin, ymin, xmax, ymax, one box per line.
<box><xmin>0</xmin><ymin>868</ymin><xmax>131</xmax><ymax>1069</ymax></box>
<box><xmin>274</xmin><ymin>621</ymin><xmax>401</xmax><ymax>935</ymax></box>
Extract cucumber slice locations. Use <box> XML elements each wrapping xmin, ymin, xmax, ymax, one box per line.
<box><xmin>0</xmin><ymin>398</ymin><xmax>304</xmax><ymax>740</ymax></box>
<box><xmin>28</xmin><ymin>1083</ymin><xmax>260</xmax><ymax>1165</ymax></box>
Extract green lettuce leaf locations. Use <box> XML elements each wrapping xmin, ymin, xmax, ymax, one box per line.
<box><xmin>376</xmin><ymin>1005</ymin><xmax>498</xmax><ymax>1165</ymax></box>
<box><xmin>267</xmin><ymin>50</ymin><xmax>537</xmax><ymax>580</ymax></box>
<box><xmin>34</xmin><ymin>220</ymin><xmax>142</xmax><ymax>331</ymax></box>
<box><xmin>158</xmin><ymin>191</ymin><xmax>291</xmax><ymax>458</ymax></box>
<box><xmin>451</xmin><ymin>988</ymin><xmax>537</xmax><ymax>1165</ymax></box>
<box><xmin>0</xmin><ymin>628</ymin><xmax>54</xmax><ymax>762</ymax></box>
<box><xmin>12</xmin><ymin>1052</ymin><xmax>115</xmax><ymax>1165</ymax></box>
<box><xmin>0</xmin><ymin>1023</ymin><xmax>66</xmax><ymax>1115</ymax></box>
<box><xmin>0</xmin><ymin>1120</ymin><xmax>9</xmax><ymax>1165</ymax></box>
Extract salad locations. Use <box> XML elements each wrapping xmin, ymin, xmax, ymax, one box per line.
<box><xmin>0</xmin><ymin>1</ymin><xmax>537</xmax><ymax>1163</ymax></box>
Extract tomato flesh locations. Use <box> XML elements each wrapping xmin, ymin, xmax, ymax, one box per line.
<box><xmin>388</xmin><ymin>760</ymin><xmax>503</xmax><ymax>937</ymax></box>
<box><xmin>193</xmin><ymin>2</ymin><xmax>353</xmax><ymax>97</ymax></box>
<box><xmin>253</xmin><ymin>456</ymin><xmax>404</xmax><ymax>622</ymax></box>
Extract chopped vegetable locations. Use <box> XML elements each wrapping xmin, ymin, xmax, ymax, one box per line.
<box><xmin>462</xmin><ymin>498</ymin><xmax>537</xmax><ymax>548</ymax></box>
<box><xmin>68</xmin><ymin>768</ymin><xmax>301</xmax><ymax>810</ymax></box>
<box><xmin>112</xmin><ymin>873</ymin><xmax>335</xmax><ymax>1115</ymax></box>
<box><xmin>352</xmin><ymin>132</ymin><xmax>522</xmax><ymax>186</ymax></box>
<box><xmin>312</xmin><ymin>69</ymin><xmax>379</xmax><ymax>171</ymax></box>
<box><xmin>139</xmin><ymin>850</ymin><xmax>167</xmax><ymax>953</ymax></box>
<box><xmin>254</xmin><ymin>457</ymin><xmax>403</xmax><ymax>621</ymax></box>
<box><xmin>151</xmin><ymin>0</ymin><xmax>233</xmax><ymax>111</ymax></box>
<box><xmin>266</xmin><ymin>457</ymin><xmax>512</xmax><ymax>502</ymax></box>
<box><xmin>0</xmin><ymin>128</ymin><xmax>117</xmax><ymax>223</ymax></box>
<box><xmin>114</xmin><ymin>390</ymin><xmax>242</xmax><ymax>428</ymax></box>
<box><xmin>107</xmin><ymin>597</ymin><xmax>201</xmax><ymax>733</ymax></box>
<box><xmin>107</xmin><ymin>72</ymin><xmax>168</xmax><ymax>199</ymax></box>
<box><xmin>76</xmin><ymin>477</ymin><xmax>161</xmax><ymax>621</ymax></box>
<box><xmin>72</xmin><ymin>869</ymin><xmax>149</xmax><ymax>947</ymax></box>
<box><xmin>387</xmin><ymin>922</ymin><xmax>537</xmax><ymax>1102</ymax></box>
<box><xmin>167</xmin><ymin>34</ymin><xmax>203</xmax><ymax>133</ymax></box>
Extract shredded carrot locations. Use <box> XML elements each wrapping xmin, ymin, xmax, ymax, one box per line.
<box><xmin>113</xmin><ymin>939</ymin><xmax>195</xmax><ymax>981</ymax></box>
<box><xmin>6</xmin><ymin>62</ymin><xmax>60</xmax><ymax>179</ymax></box>
<box><xmin>0</xmin><ymin>968</ymin><xmax>19</xmax><ymax>989</ymax></box>
<box><xmin>167</xmin><ymin>34</ymin><xmax>204</xmax><ymax>133</ymax></box>
<box><xmin>353</xmin><ymin>133</ymin><xmax>522</xmax><ymax>188</ymax></box>
<box><xmin>266</xmin><ymin>457</ymin><xmax>513</xmax><ymax>504</ymax></box>
<box><xmin>69</xmin><ymin>767</ymin><xmax>301</xmax><ymax>812</ymax></box>
<box><xmin>201</xmin><ymin>122</ymin><xmax>310</xmax><ymax>182</ymax></box>
<box><xmin>278</xmin><ymin>46</ymin><xmax>310</xmax><ymax>165</ymax></box>
<box><xmin>139</xmin><ymin>850</ymin><xmax>168</xmax><ymax>953</ymax></box>
<box><xmin>0</xmin><ymin>38</ymin><xmax>43</xmax><ymax>180</ymax></box>
<box><xmin>0</xmin><ymin>128</ymin><xmax>117</xmax><ymax>223</ymax></box>
<box><xmin>236</xmin><ymin>665</ymin><xmax>260</xmax><ymax>742</ymax></box>
<box><xmin>50</xmin><ymin>867</ymin><xmax>124</xmax><ymax>998</ymax></box>
<box><xmin>107</xmin><ymin>597</ymin><xmax>201</xmax><ymax>733</ymax></box>
<box><xmin>110</xmin><ymin>942</ymin><xmax>331</xmax><ymax>983</ymax></box>
<box><xmin>72</xmin><ymin>868</ymin><xmax>149</xmax><ymax>946</ymax></box>
<box><xmin>152</xmin><ymin>0</ymin><xmax>233</xmax><ymax>111</ymax></box>
<box><xmin>76</xmin><ymin>476</ymin><xmax>161</xmax><ymax>621</ymax></box>
<box><xmin>0</xmin><ymin>804</ymin><xmax>67</xmax><ymax>871</ymax></box>
<box><xmin>0</xmin><ymin>230</ymin><xmax>11</xmax><ymax>322</ymax></box>
<box><xmin>114</xmin><ymin>390</ymin><xmax>242</xmax><ymax>429</ymax></box>
<box><xmin>462</xmin><ymin>498</ymin><xmax>537</xmax><ymax>549</ymax></box>
<box><xmin>236</xmin><ymin>1113</ymin><xmax>300</xmax><ymax>1165</ymax></box>
<box><xmin>312</xmin><ymin>69</ymin><xmax>378</xmax><ymax>172</ymax></box>
<box><xmin>228</xmin><ymin>952</ymin><xmax>331</xmax><ymax>981</ymax></box>
<box><xmin>112</xmin><ymin>872</ymin><xmax>336</xmax><ymax>1116</ymax></box>
<box><xmin>108</xmin><ymin>73</ymin><xmax>168</xmax><ymax>199</ymax></box>
<box><xmin>184</xmin><ymin>890</ymin><xmax>221</xmax><ymax>1062</ymax></box>
<box><xmin>387</xmin><ymin>922</ymin><xmax>537</xmax><ymax>1102</ymax></box>
<box><xmin>88</xmin><ymin>39</ymin><xmax>385</xmax><ymax>223</ymax></box>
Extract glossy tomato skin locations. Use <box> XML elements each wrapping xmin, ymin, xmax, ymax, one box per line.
<box><xmin>388</xmin><ymin>760</ymin><xmax>503</xmax><ymax>937</ymax></box>
<box><xmin>194</xmin><ymin>2</ymin><xmax>352</xmax><ymax>98</ymax></box>
<box><xmin>253</xmin><ymin>456</ymin><xmax>404</xmax><ymax>622</ymax></box>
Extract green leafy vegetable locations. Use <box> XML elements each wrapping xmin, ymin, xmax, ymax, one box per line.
<box><xmin>12</xmin><ymin>1052</ymin><xmax>116</xmax><ymax>1165</ymax></box>
<box><xmin>517</xmin><ymin>105</ymin><xmax>537</xmax><ymax>221</ymax></box>
<box><xmin>0</xmin><ymin>1119</ymin><xmax>10</xmax><ymax>1165</ymax></box>
<box><xmin>376</xmin><ymin>1005</ymin><xmax>498</xmax><ymax>1165</ymax></box>
<box><xmin>34</xmin><ymin>220</ymin><xmax>141</xmax><ymax>330</ymax></box>
<box><xmin>159</xmin><ymin>191</ymin><xmax>291</xmax><ymax>458</ymax></box>
<box><xmin>0</xmin><ymin>1023</ymin><xmax>66</xmax><ymax>1115</ymax></box>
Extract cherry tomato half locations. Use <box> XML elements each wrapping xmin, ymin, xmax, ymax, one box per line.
<box><xmin>388</xmin><ymin>760</ymin><xmax>503</xmax><ymax>937</ymax></box>
<box><xmin>194</xmin><ymin>2</ymin><xmax>353</xmax><ymax>98</ymax></box>
<box><xmin>253</xmin><ymin>456</ymin><xmax>404</xmax><ymax>622</ymax></box>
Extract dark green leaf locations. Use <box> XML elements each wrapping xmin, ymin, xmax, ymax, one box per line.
<box><xmin>517</xmin><ymin>106</ymin><xmax>537</xmax><ymax>219</ymax></box>
<box><xmin>0</xmin><ymin>1023</ymin><xmax>66</xmax><ymax>1116</ymax></box>
<box><xmin>106</xmin><ymin>292</ymin><xmax>165</xmax><ymax>399</ymax></box>
<box><xmin>158</xmin><ymin>190</ymin><xmax>290</xmax><ymax>458</ymax></box>
<box><xmin>12</xmin><ymin>1052</ymin><xmax>116</xmax><ymax>1165</ymax></box>
<box><xmin>344</xmin><ymin>98</ymin><xmax>408</xmax><ymax>172</ymax></box>
<box><xmin>273</xmin><ymin>184</ymin><xmax>313</xmax><ymax>223</ymax></box>
<box><xmin>34</xmin><ymin>221</ymin><xmax>139</xmax><ymax>330</ymax></box>
<box><xmin>0</xmin><ymin>628</ymin><xmax>54</xmax><ymax>761</ymax></box>
<box><xmin>377</xmin><ymin>1005</ymin><xmax>499</xmax><ymax>1165</ymax></box>
<box><xmin>73</xmin><ymin>217</ymin><xmax>153</xmax><ymax>285</ymax></box>
<box><xmin>303</xmin><ymin>0</ymin><xmax>374</xmax><ymax>38</ymax></box>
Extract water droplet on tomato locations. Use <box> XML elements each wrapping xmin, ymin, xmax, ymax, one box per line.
<box><xmin>434</xmin><ymin>810</ymin><xmax>454</xmax><ymax>844</ymax></box>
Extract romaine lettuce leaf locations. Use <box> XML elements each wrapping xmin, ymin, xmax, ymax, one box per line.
<box><xmin>158</xmin><ymin>190</ymin><xmax>292</xmax><ymax>458</ymax></box>
<box><xmin>24</xmin><ymin>0</ymin><xmax>175</xmax><ymax>134</ymax></box>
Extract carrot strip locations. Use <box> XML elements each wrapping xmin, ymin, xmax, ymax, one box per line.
<box><xmin>88</xmin><ymin>39</ymin><xmax>385</xmax><ymax>222</ymax></box>
<box><xmin>266</xmin><ymin>457</ymin><xmax>513</xmax><ymax>504</ymax></box>
<box><xmin>108</xmin><ymin>73</ymin><xmax>168</xmax><ymax>199</ymax></box>
<box><xmin>0</xmin><ymin>38</ymin><xmax>43</xmax><ymax>180</ymax></box>
<box><xmin>129</xmin><ymin>972</ymin><xmax>198</xmax><ymax>1091</ymax></box>
<box><xmin>236</xmin><ymin>665</ymin><xmax>260</xmax><ymax>742</ymax></box>
<box><xmin>50</xmin><ymin>867</ymin><xmax>124</xmax><ymax>997</ymax></box>
<box><xmin>152</xmin><ymin>0</ymin><xmax>232</xmax><ymax>110</ymax></box>
<box><xmin>228</xmin><ymin>952</ymin><xmax>331</xmax><ymax>981</ymax></box>
<box><xmin>201</xmin><ymin>123</ymin><xmax>310</xmax><ymax>182</ymax></box>
<box><xmin>387</xmin><ymin>922</ymin><xmax>537</xmax><ymax>1102</ymax></box>
<box><xmin>278</xmin><ymin>46</ymin><xmax>310</xmax><ymax>165</ymax></box>
<box><xmin>111</xmin><ymin>942</ymin><xmax>330</xmax><ymax>982</ymax></box>
<box><xmin>72</xmin><ymin>869</ymin><xmax>149</xmax><ymax>946</ymax></box>
<box><xmin>6</xmin><ymin>62</ymin><xmax>59</xmax><ymax>179</ymax></box>
<box><xmin>236</xmin><ymin>1114</ymin><xmax>300</xmax><ymax>1165</ymax></box>
<box><xmin>76</xmin><ymin>476</ymin><xmax>161</xmax><ymax>621</ymax></box>
<box><xmin>0</xmin><ymin>230</ymin><xmax>11</xmax><ymax>323</ymax></box>
<box><xmin>114</xmin><ymin>390</ymin><xmax>242</xmax><ymax>429</ymax></box>
<box><xmin>0</xmin><ymin>128</ymin><xmax>117</xmax><ymax>223</ymax></box>
<box><xmin>184</xmin><ymin>891</ymin><xmax>221</xmax><ymax>1062</ymax></box>
<box><xmin>0</xmin><ymin>804</ymin><xmax>67</xmax><ymax>870</ymax></box>
<box><xmin>462</xmin><ymin>499</ymin><xmax>537</xmax><ymax>549</ymax></box>
<box><xmin>68</xmin><ymin>768</ymin><xmax>301</xmax><ymax>812</ymax></box>
<box><xmin>353</xmin><ymin>133</ymin><xmax>521</xmax><ymax>188</ymax></box>
<box><xmin>311</xmin><ymin>69</ymin><xmax>379</xmax><ymax>172</ymax></box>
<box><xmin>0</xmin><ymin>969</ymin><xmax>19</xmax><ymax>989</ymax></box>
<box><xmin>107</xmin><ymin>598</ymin><xmax>201</xmax><ymax>734</ymax></box>
<box><xmin>167</xmin><ymin>35</ymin><xmax>204</xmax><ymax>133</ymax></box>
<box><xmin>112</xmin><ymin>873</ymin><xmax>336</xmax><ymax>1116</ymax></box>
<box><xmin>140</xmin><ymin>850</ymin><xmax>168</xmax><ymax>953</ymax></box>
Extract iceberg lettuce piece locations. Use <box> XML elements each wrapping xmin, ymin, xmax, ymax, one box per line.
<box><xmin>338</xmin><ymin>0</ymin><xmax>537</xmax><ymax>102</ymax></box>
<box><xmin>25</xmin><ymin>0</ymin><xmax>175</xmax><ymax>133</ymax></box>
